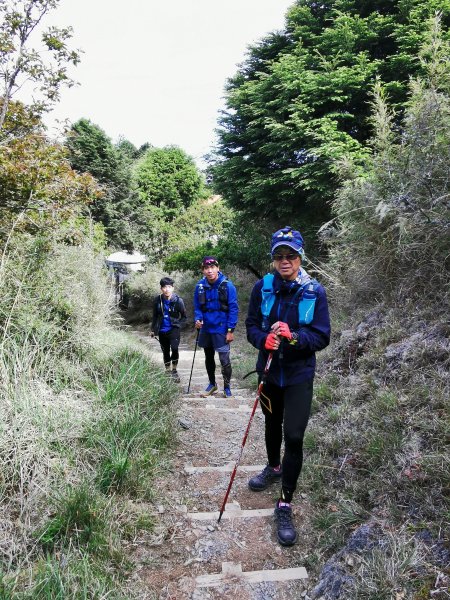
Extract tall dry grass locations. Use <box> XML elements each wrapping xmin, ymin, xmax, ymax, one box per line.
<box><xmin>0</xmin><ymin>236</ymin><xmax>176</xmax><ymax>597</ymax></box>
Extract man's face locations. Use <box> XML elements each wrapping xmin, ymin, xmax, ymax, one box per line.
<box><xmin>202</xmin><ymin>263</ymin><xmax>220</xmax><ymax>283</ymax></box>
<box><xmin>272</xmin><ymin>245</ymin><xmax>301</xmax><ymax>280</ymax></box>
<box><xmin>161</xmin><ymin>284</ymin><xmax>174</xmax><ymax>299</ymax></box>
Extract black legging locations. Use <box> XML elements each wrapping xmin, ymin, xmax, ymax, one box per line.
<box><xmin>158</xmin><ymin>329</ymin><xmax>180</xmax><ymax>368</ymax></box>
<box><xmin>259</xmin><ymin>380</ymin><xmax>313</xmax><ymax>502</ymax></box>
<box><xmin>204</xmin><ymin>346</ymin><xmax>232</xmax><ymax>386</ymax></box>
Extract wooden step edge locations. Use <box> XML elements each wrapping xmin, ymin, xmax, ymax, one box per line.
<box><xmin>196</xmin><ymin>561</ymin><xmax>308</xmax><ymax>588</ymax></box>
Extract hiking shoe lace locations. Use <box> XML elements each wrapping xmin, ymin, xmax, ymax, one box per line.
<box><xmin>171</xmin><ymin>370</ymin><xmax>180</xmax><ymax>383</ymax></box>
<box><xmin>248</xmin><ymin>464</ymin><xmax>282</xmax><ymax>491</ymax></box>
<box><xmin>201</xmin><ymin>383</ymin><xmax>218</xmax><ymax>397</ymax></box>
<box><xmin>223</xmin><ymin>386</ymin><xmax>232</xmax><ymax>398</ymax></box>
<box><xmin>274</xmin><ymin>502</ymin><xmax>297</xmax><ymax>546</ymax></box>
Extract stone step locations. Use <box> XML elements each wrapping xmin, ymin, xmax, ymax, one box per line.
<box><xmin>182</xmin><ymin>502</ymin><xmax>274</xmax><ymax>521</ymax></box>
<box><xmin>184</xmin><ymin>463</ymin><xmax>264</xmax><ymax>474</ymax></box>
<box><xmin>180</xmin><ymin>395</ymin><xmax>251</xmax><ymax>402</ymax></box>
<box><xmin>195</xmin><ymin>561</ymin><xmax>308</xmax><ymax>589</ymax></box>
<box><xmin>180</xmin><ymin>403</ymin><xmax>253</xmax><ymax>412</ymax></box>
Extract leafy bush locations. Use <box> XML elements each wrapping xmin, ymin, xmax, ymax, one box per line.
<box><xmin>326</xmin><ymin>17</ymin><xmax>450</xmax><ymax>307</ymax></box>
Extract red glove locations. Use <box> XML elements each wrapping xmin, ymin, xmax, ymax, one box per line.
<box><xmin>272</xmin><ymin>321</ymin><xmax>292</xmax><ymax>340</ymax></box>
<box><xmin>264</xmin><ymin>332</ymin><xmax>280</xmax><ymax>350</ymax></box>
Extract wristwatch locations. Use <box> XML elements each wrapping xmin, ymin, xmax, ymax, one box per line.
<box><xmin>227</xmin><ymin>328</ymin><xmax>234</xmax><ymax>333</ymax></box>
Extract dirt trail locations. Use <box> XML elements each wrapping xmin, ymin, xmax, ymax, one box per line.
<box><xmin>132</xmin><ymin>334</ymin><xmax>312</xmax><ymax>599</ymax></box>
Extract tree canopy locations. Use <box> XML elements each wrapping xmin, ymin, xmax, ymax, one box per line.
<box><xmin>133</xmin><ymin>146</ymin><xmax>205</xmax><ymax>223</ymax></box>
<box><xmin>65</xmin><ymin>118</ymin><xmax>141</xmax><ymax>249</ymax></box>
<box><xmin>0</xmin><ymin>0</ymin><xmax>80</xmax><ymax>130</ymax></box>
<box><xmin>0</xmin><ymin>103</ymin><xmax>101</xmax><ymax>242</ymax></box>
<box><xmin>211</xmin><ymin>0</ymin><xmax>450</xmax><ymax>228</ymax></box>
<box><xmin>327</xmin><ymin>15</ymin><xmax>450</xmax><ymax>301</ymax></box>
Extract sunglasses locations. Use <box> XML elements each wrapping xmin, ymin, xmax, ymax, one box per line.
<box><xmin>202</xmin><ymin>261</ymin><xmax>218</xmax><ymax>267</ymax></box>
<box><xmin>272</xmin><ymin>253</ymin><xmax>300</xmax><ymax>261</ymax></box>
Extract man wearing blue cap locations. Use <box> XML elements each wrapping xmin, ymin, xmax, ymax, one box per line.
<box><xmin>194</xmin><ymin>256</ymin><xmax>239</xmax><ymax>397</ymax></box>
<box><xmin>245</xmin><ymin>226</ymin><xmax>331</xmax><ymax>546</ymax></box>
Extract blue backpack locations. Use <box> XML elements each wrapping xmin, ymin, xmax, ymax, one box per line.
<box><xmin>261</xmin><ymin>273</ymin><xmax>318</xmax><ymax>331</ymax></box>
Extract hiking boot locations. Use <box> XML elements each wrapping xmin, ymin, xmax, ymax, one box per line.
<box><xmin>274</xmin><ymin>501</ymin><xmax>297</xmax><ymax>546</ymax></box>
<box><xmin>248</xmin><ymin>464</ymin><xmax>282</xmax><ymax>491</ymax></box>
<box><xmin>223</xmin><ymin>386</ymin><xmax>232</xmax><ymax>398</ymax></box>
<box><xmin>171</xmin><ymin>369</ymin><xmax>180</xmax><ymax>383</ymax></box>
<box><xmin>201</xmin><ymin>383</ymin><xmax>218</xmax><ymax>397</ymax></box>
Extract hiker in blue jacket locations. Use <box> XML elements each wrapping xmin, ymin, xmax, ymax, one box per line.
<box><xmin>151</xmin><ymin>277</ymin><xmax>187</xmax><ymax>382</ymax></box>
<box><xmin>194</xmin><ymin>256</ymin><xmax>239</xmax><ymax>398</ymax></box>
<box><xmin>245</xmin><ymin>226</ymin><xmax>330</xmax><ymax>547</ymax></box>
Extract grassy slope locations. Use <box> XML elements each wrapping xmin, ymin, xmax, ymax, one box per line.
<box><xmin>0</xmin><ymin>244</ymin><xmax>179</xmax><ymax>599</ymax></box>
<box><xmin>303</xmin><ymin>299</ymin><xmax>449</xmax><ymax>599</ymax></box>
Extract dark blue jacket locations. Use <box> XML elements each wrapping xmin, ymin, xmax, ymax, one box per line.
<box><xmin>151</xmin><ymin>293</ymin><xmax>187</xmax><ymax>334</ymax></box>
<box><xmin>194</xmin><ymin>272</ymin><xmax>239</xmax><ymax>334</ymax></box>
<box><xmin>245</xmin><ymin>270</ymin><xmax>330</xmax><ymax>386</ymax></box>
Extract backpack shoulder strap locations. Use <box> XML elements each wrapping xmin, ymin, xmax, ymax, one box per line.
<box><xmin>218</xmin><ymin>278</ymin><xmax>229</xmax><ymax>311</ymax></box>
<box><xmin>298</xmin><ymin>279</ymin><xmax>319</xmax><ymax>325</ymax></box>
<box><xmin>261</xmin><ymin>273</ymin><xmax>275</xmax><ymax>331</ymax></box>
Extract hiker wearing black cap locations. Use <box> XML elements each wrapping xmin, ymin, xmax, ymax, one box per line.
<box><xmin>194</xmin><ymin>257</ymin><xmax>239</xmax><ymax>397</ymax></box>
<box><xmin>151</xmin><ymin>277</ymin><xmax>187</xmax><ymax>382</ymax></box>
<box><xmin>245</xmin><ymin>226</ymin><xmax>330</xmax><ymax>546</ymax></box>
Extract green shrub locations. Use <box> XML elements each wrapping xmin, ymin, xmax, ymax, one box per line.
<box><xmin>326</xmin><ymin>18</ymin><xmax>450</xmax><ymax>307</ymax></box>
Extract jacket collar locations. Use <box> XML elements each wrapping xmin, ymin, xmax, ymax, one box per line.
<box><xmin>273</xmin><ymin>268</ymin><xmax>312</xmax><ymax>293</ymax></box>
<box><xmin>202</xmin><ymin>272</ymin><xmax>225</xmax><ymax>288</ymax></box>
<box><xmin>160</xmin><ymin>293</ymin><xmax>179</xmax><ymax>303</ymax></box>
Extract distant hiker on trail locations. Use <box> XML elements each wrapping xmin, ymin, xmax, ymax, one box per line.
<box><xmin>150</xmin><ymin>277</ymin><xmax>187</xmax><ymax>382</ymax></box>
<box><xmin>194</xmin><ymin>256</ymin><xmax>239</xmax><ymax>398</ymax></box>
<box><xmin>245</xmin><ymin>226</ymin><xmax>330</xmax><ymax>547</ymax></box>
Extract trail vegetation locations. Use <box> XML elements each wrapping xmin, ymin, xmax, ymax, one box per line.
<box><xmin>0</xmin><ymin>0</ymin><xmax>448</xmax><ymax>598</ymax></box>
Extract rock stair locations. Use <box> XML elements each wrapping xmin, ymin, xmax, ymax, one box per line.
<box><xmin>136</xmin><ymin>336</ymin><xmax>310</xmax><ymax>599</ymax></box>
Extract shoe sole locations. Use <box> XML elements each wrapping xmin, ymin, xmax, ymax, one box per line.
<box><xmin>248</xmin><ymin>474</ymin><xmax>282</xmax><ymax>492</ymax></box>
<box><xmin>200</xmin><ymin>389</ymin><xmax>218</xmax><ymax>397</ymax></box>
<box><xmin>277</xmin><ymin>532</ymin><xmax>298</xmax><ymax>546</ymax></box>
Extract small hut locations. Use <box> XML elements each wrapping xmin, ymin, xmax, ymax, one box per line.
<box><xmin>106</xmin><ymin>251</ymin><xmax>146</xmax><ymax>306</ymax></box>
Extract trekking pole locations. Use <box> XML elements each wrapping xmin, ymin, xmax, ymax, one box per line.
<box><xmin>186</xmin><ymin>328</ymin><xmax>200</xmax><ymax>394</ymax></box>
<box><xmin>217</xmin><ymin>351</ymin><xmax>274</xmax><ymax>523</ymax></box>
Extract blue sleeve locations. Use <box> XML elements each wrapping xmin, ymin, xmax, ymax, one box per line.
<box><xmin>245</xmin><ymin>280</ymin><xmax>268</xmax><ymax>350</ymax></box>
<box><xmin>226</xmin><ymin>281</ymin><xmax>239</xmax><ymax>329</ymax></box>
<box><xmin>296</xmin><ymin>285</ymin><xmax>330</xmax><ymax>352</ymax></box>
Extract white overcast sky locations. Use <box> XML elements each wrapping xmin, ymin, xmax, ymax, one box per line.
<box><xmin>43</xmin><ymin>0</ymin><xmax>294</xmax><ymax>167</ymax></box>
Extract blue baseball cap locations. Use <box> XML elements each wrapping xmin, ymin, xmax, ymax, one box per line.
<box><xmin>271</xmin><ymin>226</ymin><xmax>304</xmax><ymax>254</ymax></box>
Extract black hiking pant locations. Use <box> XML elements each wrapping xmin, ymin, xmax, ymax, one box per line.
<box><xmin>158</xmin><ymin>328</ymin><xmax>180</xmax><ymax>369</ymax></box>
<box><xmin>204</xmin><ymin>346</ymin><xmax>232</xmax><ymax>387</ymax></box>
<box><xmin>259</xmin><ymin>380</ymin><xmax>313</xmax><ymax>502</ymax></box>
